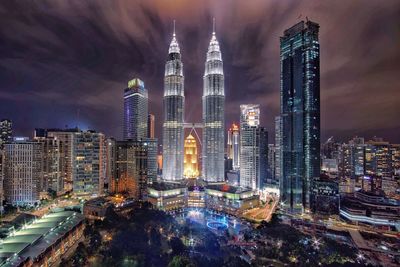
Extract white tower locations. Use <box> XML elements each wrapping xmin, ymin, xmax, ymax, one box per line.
<box><xmin>162</xmin><ymin>21</ymin><xmax>185</xmax><ymax>181</ymax></box>
<box><xmin>202</xmin><ymin>19</ymin><xmax>225</xmax><ymax>182</ymax></box>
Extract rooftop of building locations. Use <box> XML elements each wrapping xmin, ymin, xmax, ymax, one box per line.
<box><xmin>0</xmin><ymin>213</ymin><xmax>37</xmax><ymax>238</ymax></box>
<box><xmin>206</xmin><ymin>184</ymin><xmax>252</xmax><ymax>194</ymax></box>
<box><xmin>185</xmin><ymin>178</ymin><xmax>207</xmax><ymax>191</ymax></box>
<box><xmin>0</xmin><ymin>210</ymin><xmax>84</xmax><ymax>266</ymax></box>
<box><xmin>282</xmin><ymin>20</ymin><xmax>319</xmax><ymax>39</ymax></box>
<box><xmin>344</xmin><ymin>191</ymin><xmax>400</xmax><ymax>207</ymax></box>
<box><xmin>84</xmin><ymin>197</ymin><xmax>113</xmax><ymax>207</ymax></box>
<box><xmin>148</xmin><ymin>182</ymin><xmax>187</xmax><ymax>191</ymax></box>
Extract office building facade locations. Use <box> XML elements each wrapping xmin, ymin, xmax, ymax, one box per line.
<box><xmin>227</xmin><ymin>123</ymin><xmax>240</xmax><ymax>170</ymax></box>
<box><xmin>0</xmin><ymin>119</ymin><xmax>12</xmax><ymax>149</ymax></box>
<box><xmin>113</xmin><ymin>140</ymin><xmax>148</xmax><ymax>200</ymax></box>
<box><xmin>3</xmin><ymin>138</ymin><xmax>42</xmax><ymax>206</ymax></box>
<box><xmin>280</xmin><ymin>20</ymin><xmax>321</xmax><ymax>211</ymax></box>
<box><xmin>239</xmin><ymin>105</ymin><xmax>264</xmax><ymax>190</ymax></box>
<box><xmin>72</xmin><ymin>131</ymin><xmax>106</xmax><ymax>197</ymax></box>
<box><xmin>148</xmin><ymin>114</ymin><xmax>155</xmax><ymax>138</ymax></box>
<box><xmin>124</xmin><ymin>78</ymin><xmax>148</xmax><ymax>141</ymax></box>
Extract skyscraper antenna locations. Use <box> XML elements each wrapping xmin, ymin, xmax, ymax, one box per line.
<box><xmin>173</xmin><ymin>20</ymin><xmax>176</xmax><ymax>36</ymax></box>
<box><xmin>212</xmin><ymin>17</ymin><xmax>216</xmax><ymax>34</ymax></box>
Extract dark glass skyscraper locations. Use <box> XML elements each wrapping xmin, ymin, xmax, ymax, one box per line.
<box><xmin>123</xmin><ymin>78</ymin><xmax>148</xmax><ymax>141</ymax></box>
<box><xmin>280</xmin><ymin>20</ymin><xmax>321</xmax><ymax>212</ymax></box>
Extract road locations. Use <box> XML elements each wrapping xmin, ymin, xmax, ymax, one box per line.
<box><xmin>243</xmin><ymin>197</ymin><xmax>279</xmax><ymax>222</ymax></box>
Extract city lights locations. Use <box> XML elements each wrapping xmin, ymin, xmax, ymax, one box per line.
<box><xmin>0</xmin><ymin>2</ymin><xmax>398</xmax><ymax>267</ymax></box>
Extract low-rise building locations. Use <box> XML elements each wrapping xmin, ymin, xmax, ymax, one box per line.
<box><xmin>186</xmin><ymin>179</ymin><xmax>206</xmax><ymax>208</ymax></box>
<box><xmin>205</xmin><ymin>184</ymin><xmax>259</xmax><ymax>216</ymax></box>
<box><xmin>83</xmin><ymin>197</ymin><xmax>113</xmax><ymax>220</ymax></box>
<box><xmin>340</xmin><ymin>190</ymin><xmax>400</xmax><ymax>228</ymax></box>
<box><xmin>0</xmin><ymin>210</ymin><xmax>84</xmax><ymax>267</ymax></box>
<box><xmin>147</xmin><ymin>182</ymin><xmax>187</xmax><ymax>211</ymax></box>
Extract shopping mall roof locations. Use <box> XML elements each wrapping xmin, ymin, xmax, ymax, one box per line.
<box><xmin>149</xmin><ymin>182</ymin><xmax>187</xmax><ymax>191</ymax></box>
<box><xmin>206</xmin><ymin>184</ymin><xmax>252</xmax><ymax>194</ymax></box>
<box><xmin>0</xmin><ymin>210</ymin><xmax>84</xmax><ymax>267</ymax></box>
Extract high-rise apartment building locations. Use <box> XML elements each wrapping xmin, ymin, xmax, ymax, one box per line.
<box><xmin>105</xmin><ymin>137</ymin><xmax>116</xmax><ymax>189</ymax></box>
<box><xmin>148</xmin><ymin>114</ymin><xmax>155</xmax><ymax>138</ymax></box>
<box><xmin>72</xmin><ymin>131</ymin><xmax>106</xmax><ymax>197</ymax></box>
<box><xmin>124</xmin><ymin>78</ymin><xmax>148</xmax><ymax>141</ymax></box>
<box><xmin>239</xmin><ymin>105</ymin><xmax>263</xmax><ymax>190</ymax></box>
<box><xmin>112</xmin><ymin>140</ymin><xmax>148</xmax><ymax>200</ymax></box>
<box><xmin>162</xmin><ymin>26</ymin><xmax>185</xmax><ymax>181</ymax></box>
<box><xmin>143</xmin><ymin>138</ymin><xmax>158</xmax><ymax>183</ymax></box>
<box><xmin>202</xmin><ymin>25</ymin><xmax>225</xmax><ymax>182</ymax></box>
<box><xmin>3</xmin><ymin>138</ymin><xmax>42</xmax><ymax>206</ymax></box>
<box><xmin>227</xmin><ymin>123</ymin><xmax>240</xmax><ymax>171</ymax></box>
<box><xmin>274</xmin><ymin>116</ymin><xmax>282</xmax><ymax>187</ymax></box>
<box><xmin>0</xmin><ymin>119</ymin><xmax>12</xmax><ymax>149</ymax></box>
<box><xmin>280</xmin><ymin>20</ymin><xmax>320</xmax><ymax>211</ymax></box>
<box><xmin>267</xmin><ymin>144</ymin><xmax>276</xmax><ymax>184</ymax></box>
<box><xmin>46</xmin><ymin>128</ymin><xmax>79</xmax><ymax>192</ymax></box>
<box><xmin>340</xmin><ymin>138</ymin><xmax>366</xmax><ymax>179</ymax></box>
<box><xmin>36</xmin><ymin>137</ymin><xmax>64</xmax><ymax>194</ymax></box>
<box><xmin>365</xmin><ymin>140</ymin><xmax>392</xmax><ymax>178</ymax></box>
<box><xmin>0</xmin><ymin>150</ymin><xmax>4</xmax><ymax>207</ymax></box>
<box><xmin>259</xmin><ymin>127</ymin><xmax>269</xmax><ymax>190</ymax></box>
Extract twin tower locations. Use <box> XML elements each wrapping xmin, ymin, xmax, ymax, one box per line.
<box><xmin>163</xmin><ymin>22</ymin><xmax>225</xmax><ymax>182</ymax></box>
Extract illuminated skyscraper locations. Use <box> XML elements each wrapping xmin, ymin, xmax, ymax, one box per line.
<box><xmin>148</xmin><ymin>114</ymin><xmax>155</xmax><ymax>138</ymax></box>
<box><xmin>184</xmin><ymin>134</ymin><xmax>199</xmax><ymax>178</ymax></box>
<box><xmin>227</xmin><ymin>123</ymin><xmax>240</xmax><ymax>170</ymax></box>
<box><xmin>112</xmin><ymin>140</ymin><xmax>148</xmax><ymax>200</ymax></box>
<box><xmin>280</xmin><ymin>20</ymin><xmax>320</xmax><ymax>211</ymax></box>
<box><xmin>3</xmin><ymin>137</ymin><xmax>42</xmax><ymax>206</ymax></box>
<box><xmin>72</xmin><ymin>131</ymin><xmax>106</xmax><ymax>197</ymax></box>
<box><xmin>124</xmin><ymin>78</ymin><xmax>148</xmax><ymax>141</ymax></box>
<box><xmin>47</xmin><ymin>128</ymin><xmax>79</xmax><ymax>191</ymax></box>
<box><xmin>0</xmin><ymin>119</ymin><xmax>12</xmax><ymax>149</ymax></box>
<box><xmin>33</xmin><ymin>134</ymin><xmax>64</xmax><ymax>194</ymax></box>
<box><xmin>274</xmin><ymin>116</ymin><xmax>282</xmax><ymax>185</ymax></box>
<box><xmin>162</xmin><ymin>24</ymin><xmax>185</xmax><ymax>181</ymax></box>
<box><xmin>202</xmin><ymin>21</ymin><xmax>225</xmax><ymax>182</ymax></box>
<box><xmin>240</xmin><ymin>105</ymin><xmax>264</xmax><ymax>190</ymax></box>
<box><xmin>143</xmin><ymin>138</ymin><xmax>158</xmax><ymax>183</ymax></box>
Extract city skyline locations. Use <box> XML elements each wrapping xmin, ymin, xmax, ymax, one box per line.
<box><xmin>0</xmin><ymin>1</ymin><xmax>399</xmax><ymax>143</ymax></box>
<box><xmin>0</xmin><ymin>2</ymin><xmax>399</xmax><ymax>266</ymax></box>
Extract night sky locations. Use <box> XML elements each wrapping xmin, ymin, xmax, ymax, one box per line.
<box><xmin>0</xmin><ymin>0</ymin><xmax>399</xmax><ymax>143</ymax></box>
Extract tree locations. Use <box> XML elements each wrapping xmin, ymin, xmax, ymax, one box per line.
<box><xmin>47</xmin><ymin>188</ymin><xmax>57</xmax><ymax>199</ymax></box>
<box><xmin>223</xmin><ymin>256</ymin><xmax>251</xmax><ymax>267</ymax></box>
<box><xmin>150</xmin><ymin>227</ymin><xmax>161</xmax><ymax>247</ymax></box>
<box><xmin>88</xmin><ymin>229</ymin><xmax>102</xmax><ymax>254</ymax></box>
<box><xmin>71</xmin><ymin>242</ymin><xmax>88</xmax><ymax>267</ymax></box>
<box><xmin>168</xmin><ymin>256</ymin><xmax>196</xmax><ymax>267</ymax></box>
<box><xmin>170</xmin><ymin>237</ymin><xmax>185</xmax><ymax>255</ymax></box>
<box><xmin>141</xmin><ymin>201</ymin><xmax>153</xmax><ymax>210</ymax></box>
<box><xmin>102</xmin><ymin>206</ymin><xmax>122</xmax><ymax>228</ymax></box>
<box><xmin>83</xmin><ymin>222</ymin><xmax>95</xmax><ymax>237</ymax></box>
<box><xmin>59</xmin><ymin>258</ymin><xmax>72</xmax><ymax>267</ymax></box>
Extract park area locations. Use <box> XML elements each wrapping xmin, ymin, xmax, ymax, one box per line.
<box><xmin>58</xmin><ymin>202</ymin><xmax>369</xmax><ymax>267</ymax></box>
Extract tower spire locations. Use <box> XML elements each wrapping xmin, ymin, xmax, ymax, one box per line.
<box><xmin>212</xmin><ymin>17</ymin><xmax>216</xmax><ymax>34</ymax></box>
<box><xmin>169</xmin><ymin>20</ymin><xmax>180</xmax><ymax>54</ymax></box>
